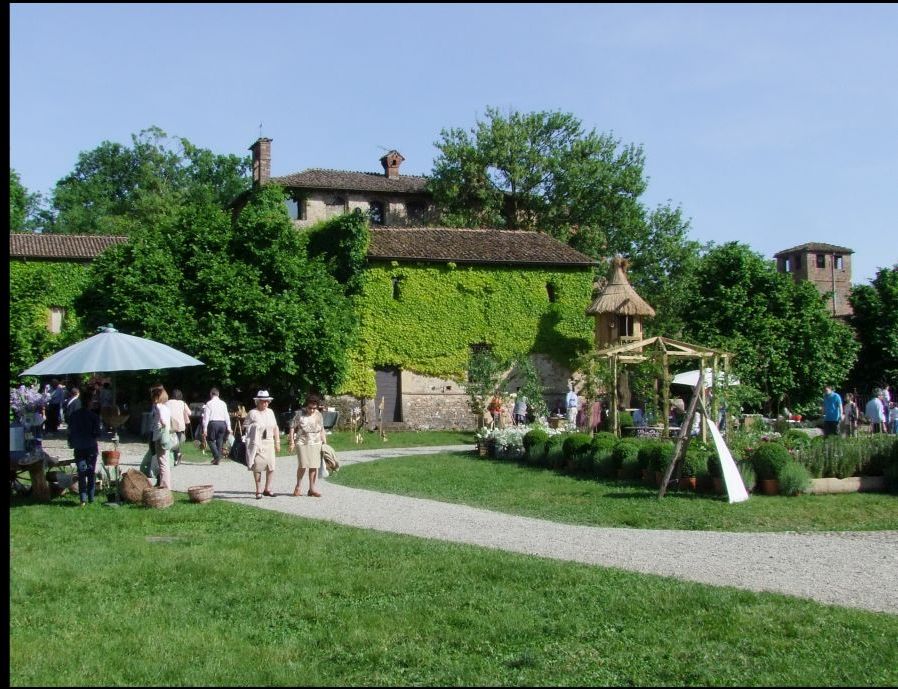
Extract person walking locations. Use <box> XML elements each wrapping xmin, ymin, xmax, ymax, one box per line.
<box><xmin>150</xmin><ymin>384</ymin><xmax>174</xmax><ymax>489</ymax></box>
<box><xmin>67</xmin><ymin>387</ymin><xmax>101</xmax><ymax>506</ymax></box>
<box><xmin>166</xmin><ymin>388</ymin><xmax>191</xmax><ymax>466</ymax></box>
<box><xmin>843</xmin><ymin>392</ymin><xmax>859</xmax><ymax>438</ymax></box>
<box><xmin>63</xmin><ymin>385</ymin><xmax>82</xmax><ymax>425</ymax></box>
<box><xmin>46</xmin><ymin>379</ymin><xmax>66</xmax><ymax>433</ymax></box>
<box><xmin>865</xmin><ymin>390</ymin><xmax>886</xmax><ymax>434</ymax></box>
<box><xmin>289</xmin><ymin>393</ymin><xmax>327</xmax><ymax>498</ymax></box>
<box><xmin>201</xmin><ymin>387</ymin><xmax>232</xmax><ymax>465</ymax></box>
<box><xmin>512</xmin><ymin>387</ymin><xmax>528</xmax><ymax>426</ymax></box>
<box><xmin>487</xmin><ymin>393</ymin><xmax>503</xmax><ymax>428</ymax></box>
<box><xmin>565</xmin><ymin>384</ymin><xmax>579</xmax><ymax>428</ymax></box>
<box><xmin>244</xmin><ymin>390</ymin><xmax>280</xmax><ymax>499</ymax></box>
<box><xmin>821</xmin><ymin>385</ymin><xmax>843</xmax><ymax>437</ymax></box>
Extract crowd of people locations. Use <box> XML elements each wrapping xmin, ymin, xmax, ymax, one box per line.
<box><xmin>821</xmin><ymin>385</ymin><xmax>896</xmax><ymax>437</ymax></box>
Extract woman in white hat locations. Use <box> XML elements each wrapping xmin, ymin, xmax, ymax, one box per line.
<box><xmin>244</xmin><ymin>390</ymin><xmax>281</xmax><ymax>499</ymax></box>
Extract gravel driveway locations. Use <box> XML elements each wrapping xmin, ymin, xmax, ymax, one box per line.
<box><xmin>39</xmin><ymin>438</ymin><xmax>898</xmax><ymax>615</ymax></box>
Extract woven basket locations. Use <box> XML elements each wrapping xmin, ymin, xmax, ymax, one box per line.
<box><xmin>120</xmin><ymin>469</ymin><xmax>151</xmax><ymax>504</ymax></box>
<box><xmin>142</xmin><ymin>487</ymin><xmax>173</xmax><ymax>509</ymax></box>
<box><xmin>187</xmin><ymin>484</ymin><xmax>214</xmax><ymax>504</ymax></box>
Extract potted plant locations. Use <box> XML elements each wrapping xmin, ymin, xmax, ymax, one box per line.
<box><xmin>751</xmin><ymin>441</ymin><xmax>791</xmax><ymax>495</ymax></box>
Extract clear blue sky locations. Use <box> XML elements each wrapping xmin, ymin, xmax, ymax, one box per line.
<box><xmin>10</xmin><ymin>3</ymin><xmax>898</xmax><ymax>285</ymax></box>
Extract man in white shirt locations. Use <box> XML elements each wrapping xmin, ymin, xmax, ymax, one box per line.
<box><xmin>565</xmin><ymin>385</ymin><xmax>579</xmax><ymax>428</ymax></box>
<box><xmin>202</xmin><ymin>388</ymin><xmax>232</xmax><ymax>464</ymax></box>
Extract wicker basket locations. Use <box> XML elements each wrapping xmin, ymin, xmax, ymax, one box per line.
<box><xmin>187</xmin><ymin>484</ymin><xmax>214</xmax><ymax>504</ymax></box>
<box><xmin>142</xmin><ymin>487</ymin><xmax>173</xmax><ymax>509</ymax></box>
<box><xmin>120</xmin><ymin>469</ymin><xmax>151</xmax><ymax>504</ymax></box>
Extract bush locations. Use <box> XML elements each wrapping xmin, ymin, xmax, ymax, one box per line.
<box><xmin>683</xmin><ymin>440</ymin><xmax>713</xmax><ymax>478</ymax></box>
<box><xmin>590</xmin><ymin>432</ymin><xmax>619</xmax><ymax>478</ymax></box>
<box><xmin>615</xmin><ymin>442</ymin><xmax>642</xmax><ymax>480</ymax></box>
<box><xmin>526</xmin><ymin>440</ymin><xmax>546</xmax><ymax>467</ymax></box>
<box><xmin>707</xmin><ymin>453</ymin><xmax>722</xmax><ymax>479</ymax></box>
<box><xmin>737</xmin><ymin>461</ymin><xmax>757</xmax><ymax>493</ymax></box>
<box><xmin>781</xmin><ymin>429</ymin><xmax>812</xmax><ymax>451</ymax></box>
<box><xmin>751</xmin><ymin>441</ymin><xmax>791</xmax><ymax>480</ymax></box>
<box><xmin>563</xmin><ymin>433</ymin><xmax>592</xmax><ymax>471</ymax></box>
<box><xmin>523</xmin><ymin>428</ymin><xmax>549</xmax><ymax>451</ymax></box>
<box><xmin>651</xmin><ymin>441</ymin><xmax>676</xmax><ymax>473</ymax></box>
<box><xmin>778</xmin><ymin>461</ymin><xmax>811</xmax><ymax>496</ymax></box>
<box><xmin>545</xmin><ymin>434</ymin><xmax>566</xmax><ymax>470</ymax></box>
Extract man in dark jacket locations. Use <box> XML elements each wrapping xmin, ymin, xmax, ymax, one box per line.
<box><xmin>67</xmin><ymin>388</ymin><xmax>101</xmax><ymax>505</ymax></box>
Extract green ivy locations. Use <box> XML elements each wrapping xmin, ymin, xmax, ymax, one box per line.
<box><xmin>9</xmin><ymin>261</ymin><xmax>92</xmax><ymax>384</ymax></box>
<box><xmin>339</xmin><ymin>262</ymin><xmax>595</xmax><ymax>397</ymax></box>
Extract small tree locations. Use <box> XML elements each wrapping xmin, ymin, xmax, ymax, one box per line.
<box><xmin>510</xmin><ymin>354</ymin><xmax>548</xmax><ymax>422</ymax></box>
<box><xmin>466</xmin><ymin>348</ymin><xmax>507</xmax><ymax>427</ymax></box>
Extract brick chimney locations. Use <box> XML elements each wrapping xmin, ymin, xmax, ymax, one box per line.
<box><xmin>249</xmin><ymin>137</ymin><xmax>272</xmax><ymax>187</ymax></box>
<box><xmin>380</xmin><ymin>150</ymin><xmax>405</xmax><ymax>179</ymax></box>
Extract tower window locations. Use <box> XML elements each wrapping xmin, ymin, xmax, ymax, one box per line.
<box><xmin>816</xmin><ymin>254</ymin><xmax>826</xmax><ymax>269</ymax></box>
<box><xmin>835</xmin><ymin>255</ymin><xmax>844</xmax><ymax>270</ymax></box>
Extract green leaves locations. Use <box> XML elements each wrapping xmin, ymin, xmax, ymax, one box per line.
<box><xmin>849</xmin><ymin>265</ymin><xmax>898</xmax><ymax>387</ymax></box>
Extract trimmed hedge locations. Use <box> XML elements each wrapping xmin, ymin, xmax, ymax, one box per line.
<box><xmin>751</xmin><ymin>442</ymin><xmax>791</xmax><ymax>480</ymax></box>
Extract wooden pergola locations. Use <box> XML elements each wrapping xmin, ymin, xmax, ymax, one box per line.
<box><xmin>592</xmin><ymin>335</ymin><xmax>733</xmax><ymax>440</ymax></box>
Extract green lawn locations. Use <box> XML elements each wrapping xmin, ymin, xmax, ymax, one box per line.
<box><xmin>328</xmin><ymin>451</ymin><xmax>898</xmax><ymax>532</ymax></box>
<box><xmin>10</xmin><ymin>494</ymin><xmax>898</xmax><ymax>687</ymax></box>
<box><xmin>173</xmin><ymin>429</ymin><xmax>474</xmax><ymax>463</ymax></box>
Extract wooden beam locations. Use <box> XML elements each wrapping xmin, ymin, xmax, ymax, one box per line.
<box><xmin>659</xmin><ymin>373</ymin><xmax>705</xmax><ymax>498</ymax></box>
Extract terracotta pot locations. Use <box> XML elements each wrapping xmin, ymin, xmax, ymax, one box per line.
<box><xmin>678</xmin><ymin>476</ymin><xmax>697</xmax><ymax>491</ymax></box>
<box><xmin>759</xmin><ymin>478</ymin><xmax>780</xmax><ymax>496</ymax></box>
<box><xmin>102</xmin><ymin>450</ymin><xmax>121</xmax><ymax>466</ymax></box>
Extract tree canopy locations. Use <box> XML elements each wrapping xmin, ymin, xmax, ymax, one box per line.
<box><xmin>76</xmin><ymin>185</ymin><xmax>357</xmax><ymax>402</ymax></box>
<box><xmin>46</xmin><ymin>127</ymin><xmax>250</xmax><ymax>235</ymax></box>
<box><xmin>9</xmin><ymin>168</ymin><xmax>44</xmax><ymax>233</ymax></box>
<box><xmin>848</xmin><ymin>265</ymin><xmax>898</xmax><ymax>391</ymax></box>
<box><xmin>427</xmin><ymin>107</ymin><xmax>702</xmax><ymax>340</ymax></box>
<box><xmin>681</xmin><ymin>242</ymin><xmax>859</xmax><ymax>415</ymax></box>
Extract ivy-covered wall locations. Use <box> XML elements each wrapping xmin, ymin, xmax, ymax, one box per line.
<box><xmin>9</xmin><ymin>260</ymin><xmax>92</xmax><ymax>384</ymax></box>
<box><xmin>339</xmin><ymin>261</ymin><xmax>595</xmax><ymax>397</ymax></box>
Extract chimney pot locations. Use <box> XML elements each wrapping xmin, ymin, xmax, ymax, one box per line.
<box><xmin>380</xmin><ymin>150</ymin><xmax>405</xmax><ymax>179</ymax></box>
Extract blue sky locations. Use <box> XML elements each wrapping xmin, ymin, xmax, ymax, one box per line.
<box><xmin>10</xmin><ymin>3</ymin><xmax>898</xmax><ymax>284</ymax></box>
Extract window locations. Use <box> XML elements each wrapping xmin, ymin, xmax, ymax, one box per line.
<box><xmin>391</xmin><ymin>276</ymin><xmax>402</xmax><ymax>300</ymax></box>
<box><xmin>783</xmin><ymin>257</ymin><xmax>792</xmax><ymax>272</ymax></box>
<box><xmin>284</xmin><ymin>198</ymin><xmax>303</xmax><ymax>221</ymax></box>
<box><xmin>369</xmin><ymin>200</ymin><xmax>385</xmax><ymax>225</ymax></box>
<box><xmin>793</xmin><ymin>254</ymin><xmax>802</xmax><ymax>270</ymax></box>
<box><xmin>816</xmin><ymin>254</ymin><xmax>826</xmax><ymax>269</ymax></box>
<box><xmin>47</xmin><ymin>307</ymin><xmax>65</xmax><ymax>334</ymax></box>
<box><xmin>546</xmin><ymin>282</ymin><xmax>557</xmax><ymax>303</ymax></box>
<box><xmin>406</xmin><ymin>201</ymin><xmax>425</xmax><ymax>223</ymax></box>
<box><xmin>835</xmin><ymin>254</ymin><xmax>844</xmax><ymax>270</ymax></box>
<box><xmin>616</xmin><ymin>314</ymin><xmax>634</xmax><ymax>337</ymax></box>
<box><xmin>325</xmin><ymin>196</ymin><xmax>345</xmax><ymax>218</ymax></box>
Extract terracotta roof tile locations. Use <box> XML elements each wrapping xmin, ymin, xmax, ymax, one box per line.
<box><xmin>9</xmin><ymin>233</ymin><xmax>128</xmax><ymax>260</ymax></box>
<box><xmin>270</xmin><ymin>168</ymin><xmax>429</xmax><ymax>194</ymax></box>
<box><xmin>774</xmin><ymin>242</ymin><xmax>853</xmax><ymax>256</ymax></box>
<box><xmin>367</xmin><ymin>227</ymin><xmax>596</xmax><ymax>267</ymax></box>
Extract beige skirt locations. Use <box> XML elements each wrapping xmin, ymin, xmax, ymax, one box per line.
<box><xmin>297</xmin><ymin>443</ymin><xmax>322</xmax><ymax>469</ymax></box>
<box><xmin>251</xmin><ymin>440</ymin><xmax>276</xmax><ymax>474</ymax></box>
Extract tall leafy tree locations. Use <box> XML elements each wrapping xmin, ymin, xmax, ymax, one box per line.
<box><xmin>48</xmin><ymin>127</ymin><xmax>250</xmax><ymax>235</ymax></box>
<box><xmin>848</xmin><ymin>265</ymin><xmax>898</xmax><ymax>390</ymax></box>
<box><xmin>9</xmin><ymin>168</ymin><xmax>45</xmax><ymax>233</ymax></box>
<box><xmin>682</xmin><ymin>242</ymin><xmax>858</xmax><ymax>414</ymax></box>
<box><xmin>428</xmin><ymin>107</ymin><xmax>701</xmax><ymax>339</ymax></box>
<box><xmin>77</xmin><ymin>186</ymin><xmax>356</xmax><ymax>401</ymax></box>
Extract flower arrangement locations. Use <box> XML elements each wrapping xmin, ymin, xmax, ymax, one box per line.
<box><xmin>9</xmin><ymin>384</ymin><xmax>51</xmax><ymax>426</ymax></box>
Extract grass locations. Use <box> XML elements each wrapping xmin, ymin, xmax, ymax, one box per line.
<box><xmin>10</xmin><ymin>493</ymin><xmax>898</xmax><ymax>687</ymax></box>
<box><xmin>328</xmin><ymin>451</ymin><xmax>898</xmax><ymax>532</ymax></box>
<box><xmin>172</xmin><ymin>429</ymin><xmax>474</xmax><ymax>463</ymax></box>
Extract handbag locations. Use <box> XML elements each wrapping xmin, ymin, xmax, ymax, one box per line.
<box><xmin>321</xmin><ymin>443</ymin><xmax>340</xmax><ymax>472</ymax></box>
<box><xmin>230</xmin><ymin>433</ymin><xmax>247</xmax><ymax>466</ymax></box>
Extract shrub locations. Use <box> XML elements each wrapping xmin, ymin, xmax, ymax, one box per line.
<box><xmin>651</xmin><ymin>441</ymin><xmax>676</xmax><ymax>473</ymax></box>
<box><xmin>751</xmin><ymin>441</ymin><xmax>791</xmax><ymax>480</ymax></box>
<box><xmin>526</xmin><ymin>440</ymin><xmax>546</xmax><ymax>467</ymax></box>
<box><xmin>683</xmin><ymin>440</ymin><xmax>713</xmax><ymax>478</ymax></box>
<box><xmin>778</xmin><ymin>461</ymin><xmax>811</xmax><ymax>496</ymax></box>
<box><xmin>563</xmin><ymin>433</ymin><xmax>593</xmax><ymax>474</ymax></box>
<box><xmin>545</xmin><ymin>434</ymin><xmax>566</xmax><ymax>470</ymax></box>
<box><xmin>737</xmin><ymin>461</ymin><xmax>757</xmax><ymax>493</ymax></box>
<box><xmin>614</xmin><ymin>441</ymin><xmax>641</xmax><ymax>480</ymax></box>
<box><xmin>523</xmin><ymin>428</ymin><xmax>549</xmax><ymax>451</ymax></box>
<box><xmin>781</xmin><ymin>429</ymin><xmax>812</xmax><ymax>451</ymax></box>
<box><xmin>590</xmin><ymin>432</ymin><xmax>619</xmax><ymax>478</ymax></box>
<box><xmin>707</xmin><ymin>453</ymin><xmax>722</xmax><ymax>479</ymax></box>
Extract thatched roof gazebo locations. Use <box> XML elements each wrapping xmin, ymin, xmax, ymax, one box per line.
<box><xmin>586</xmin><ymin>256</ymin><xmax>656</xmax><ymax>349</ymax></box>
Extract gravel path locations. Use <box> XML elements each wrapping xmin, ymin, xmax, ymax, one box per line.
<box><xmin>40</xmin><ymin>438</ymin><xmax>898</xmax><ymax>615</ymax></box>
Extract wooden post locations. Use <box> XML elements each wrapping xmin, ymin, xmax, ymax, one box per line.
<box><xmin>659</xmin><ymin>374</ymin><xmax>705</xmax><ymax>498</ymax></box>
<box><xmin>661</xmin><ymin>352</ymin><xmax>670</xmax><ymax>438</ymax></box>
<box><xmin>378</xmin><ymin>396</ymin><xmax>387</xmax><ymax>442</ymax></box>
<box><xmin>611</xmin><ymin>355</ymin><xmax>619</xmax><ymax>437</ymax></box>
